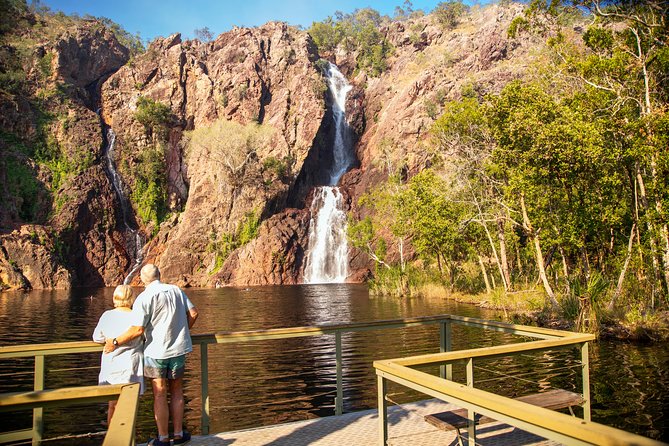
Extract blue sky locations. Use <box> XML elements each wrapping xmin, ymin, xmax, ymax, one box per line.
<box><xmin>41</xmin><ymin>0</ymin><xmax>487</xmax><ymax>43</ymax></box>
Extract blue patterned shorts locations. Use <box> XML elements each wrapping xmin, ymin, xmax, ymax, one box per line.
<box><xmin>144</xmin><ymin>355</ymin><xmax>186</xmax><ymax>379</ymax></box>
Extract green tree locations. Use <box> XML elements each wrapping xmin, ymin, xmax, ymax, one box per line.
<box><xmin>134</xmin><ymin>96</ymin><xmax>172</xmax><ymax>138</ymax></box>
<box><xmin>308</xmin><ymin>7</ymin><xmax>393</xmax><ymax>76</ymax></box>
<box><xmin>432</xmin><ymin>1</ymin><xmax>469</xmax><ymax>30</ymax></box>
<box><xmin>512</xmin><ymin>0</ymin><xmax>669</xmax><ymax>306</ymax></box>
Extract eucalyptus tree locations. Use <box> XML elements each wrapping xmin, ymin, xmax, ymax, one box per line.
<box><xmin>431</xmin><ymin>97</ymin><xmax>514</xmax><ymax>292</ymax></box>
<box><xmin>511</xmin><ymin>0</ymin><xmax>669</xmax><ymax>306</ymax></box>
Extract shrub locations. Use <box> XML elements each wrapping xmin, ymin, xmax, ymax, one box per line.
<box><xmin>208</xmin><ymin>210</ymin><xmax>262</xmax><ymax>273</ymax></box>
<box><xmin>4</xmin><ymin>157</ymin><xmax>39</xmax><ymax>221</ymax></box>
<box><xmin>134</xmin><ymin>96</ymin><xmax>172</xmax><ymax>138</ymax></box>
<box><xmin>129</xmin><ymin>143</ymin><xmax>167</xmax><ymax>227</ymax></box>
<box><xmin>308</xmin><ymin>8</ymin><xmax>394</xmax><ymax>77</ymax></box>
<box><xmin>433</xmin><ymin>1</ymin><xmax>469</xmax><ymax>30</ymax></box>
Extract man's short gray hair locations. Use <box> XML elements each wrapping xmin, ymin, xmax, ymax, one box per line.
<box><xmin>140</xmin><ymin>264</ymin><xmax>160</xmax><ymax>285</ymax></box>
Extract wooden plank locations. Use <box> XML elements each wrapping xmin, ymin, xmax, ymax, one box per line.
<box><xmin>425</xmin><ymin>389</ymin><xmax>584</xmax><ymax>432</ymax></box>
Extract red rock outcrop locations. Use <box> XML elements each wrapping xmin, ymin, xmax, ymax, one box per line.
<box><xmin>0</xmin><ymin>18</ymin><xmax>131</xmax><ymax>290</ymax></box>
<box><xmin>0</xmin><ymin>225</ymin><xmax>71</xmax><ymax>290</ymax></box>
<box><xmin>101</xmin><ymin>22</ymin><xmax>326</xmax><ymax>286</ymax></box>
<box><xmin>340</xmin><ymin>3</ymin><xmax>545</xmax><ymax>271</ymax></box>
<box><xmin>1</xmin><ymin>4</ymin><xmax>554</xmax><ymax>290</ymax></box>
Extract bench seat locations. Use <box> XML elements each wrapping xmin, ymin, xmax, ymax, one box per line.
<box><xmin>425</xmin><ymin>389</ymin><xmax>584</xmax><ymax>432</ymax></box>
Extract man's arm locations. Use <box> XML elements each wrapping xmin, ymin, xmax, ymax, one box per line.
<box><xmin>187</xmin><ymin>307</ymin><xmax>198</xmax><ymax>329</ymax></box>
<box><xmin>103</xmin><ymin>325</ymin><xmax>144</xmax><ymax>353</ymax></box>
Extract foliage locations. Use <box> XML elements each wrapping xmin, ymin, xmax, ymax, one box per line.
<box><xmin>0</xmin><ymin>0</ymin><xmax>29</xmax><ymax>35</ymax></box>
<box><xmin>208</xmin><ymin>210</ymin><xmax>261</xmax><ymax>273</ymax></box>
<box><xmin>432</xmin><ymin>1</ymin><xmax>469</xmax><ymax>30</ymax></box>
<box><xmin>194</xmin><ymin>27</ymin><xmax>213</xmax><ymax>42</ymax></box>
<box><xmin>308</xmin><ymin>7</ymin><xmax>394</xmax><ymax>76</ymax></box>
<box><xmin>129</xmin><ymin>143</ymin><xmax>167</xmax><ymax>227</ymax></box>
<box><xmin>134</xmin><ymin>96</ymin><xmax>172</xmax><ymax>138</ymax></box>
<box><xmin>351</xmin><ymin>0</ymin><xmax>669</xmax><ymax>326</ymax></box>
<box><xmin>93</xmin><ymin>16</ymin><xmax>144</xmax><ymax>55</ymax></box>
<box><xmin>184</xmin><ymin>118</ymin><xmax>274</xmax><ymax>185</ymax></box>
<box><xmin>3</xmin><ymin>156</ymin><xmax>39</xmax><ymax>221</ymax></box>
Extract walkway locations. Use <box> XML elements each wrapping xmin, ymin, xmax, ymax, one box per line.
<box><xmin>183</xmin><ymin>399</ymin><xmax>558</xmax><ymax>446</ymax></box>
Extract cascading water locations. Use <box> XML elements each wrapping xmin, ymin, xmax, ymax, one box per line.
<box><xmin>103</xmin><ymin>126</ymin><xmax>144</xmax><ymax>284</ymax></box>
<box><xmin>303</xmin><ymin>63</ymin><xmax>354</xmax><ymax>284</ymax></box>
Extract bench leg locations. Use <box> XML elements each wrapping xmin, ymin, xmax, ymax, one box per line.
<box><xmin>377</xmin><ymin>374</ymin><xmax>388</xmax><ymax>446</ymax></box>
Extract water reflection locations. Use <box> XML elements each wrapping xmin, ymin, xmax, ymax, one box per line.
<box><xmin>0</xmin><ymin>285</ymin><xmax>667</xmax><ymax>443</ymax></box>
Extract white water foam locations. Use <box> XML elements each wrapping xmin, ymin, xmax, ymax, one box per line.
<box><xmin>303</xmin><ymin>63</ymin><xmax>354</xmax><ymax>284</ymax></box>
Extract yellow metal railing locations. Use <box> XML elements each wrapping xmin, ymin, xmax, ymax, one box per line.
<box><xmin>0</xmin><ymin>315</ymin><xmax>662</xmax><ymax>445</ymax></box>
<box><xmin>373</xmin><ymin>316</ymin><xmax>664</xmax><ymax>446</ymax></box>
<box><xmin>0</xmin><ymin>383</ymin><xmax>139</xmax><ymax>446</ymax></box>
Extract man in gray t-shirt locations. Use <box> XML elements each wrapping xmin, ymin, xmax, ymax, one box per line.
<box><xmin>105</xmin><ymin>264</ymin><xmax>198</xmax><ymax>446</ymax></box>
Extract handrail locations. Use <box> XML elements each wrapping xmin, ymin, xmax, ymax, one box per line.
<box><xmin>375</xmin><ymin>360</ymin><xmax>663</xmax><ymax>445</ymax></box>
<box><xmin>0</xmin><ymin>383</ymin><xmax>139</xmax><ymax>446</ymax></box>
<box><xmin>0</xmin><ymin>314</ymin><xmax>653</xmax><ymax>444</ymax></box>
<box><xmin>103</xmin><ymin>383</ymin><xmax>140</xmax><ymax>446</ymax></box>
<box><xmin>0</xmin><ymin>314</ymin><xmax>571</xmax><ymax>359</ymax></box>
<box><xmin>373</xmin><ymin>326</ymin><xmax>666</xmax><ymax>446</ymax></box>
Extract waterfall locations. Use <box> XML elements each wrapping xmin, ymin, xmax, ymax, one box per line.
<box><xmin>303</xmin><ymin>63</ymin><xmax>354</xmax><ymax>284</ymax></box>
<box><xmin>304</xmin><ymin>187</ymin><xmax>349</xmax><ymax>283</ymax></box>
<box><xmin>325</xmin><ymin>64</ymin><xmax>354</xmax><ymax>185</ymax></box>
<box><xmin>103</xmin><ymin>127</ymin><xmax>145</xmax><ymax>284</ymax></box>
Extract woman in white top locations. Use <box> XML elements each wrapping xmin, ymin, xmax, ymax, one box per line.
<box><xmin>93</xmin><ymin>285</ymin><xmax>145</xmax><ymax>424</ymax></box>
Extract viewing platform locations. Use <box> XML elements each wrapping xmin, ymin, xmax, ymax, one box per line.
<box><xmin>1</xmin><ymin>315</ymin><xmax>666</xmax><ymax>446</ymax></box>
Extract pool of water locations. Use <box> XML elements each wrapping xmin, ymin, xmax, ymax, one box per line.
<box><xmin>0</xmin><ymin>284</ymin><xmax>666</xmax><ymax>443</ymax></box>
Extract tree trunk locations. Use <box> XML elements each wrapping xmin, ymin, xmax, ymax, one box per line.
<box><xmin>520</xmin><ymin>194</ymin><xmax>558</xmax><ymax>308</ymax></box>
<box><xmin>478</xmin><ymin>255</ymin><xmax>492</xmax><ymax>294</ymax></box>
<box><xmin>497</xmin><ymin>219</ymin><xmax>512</xmax><ymax>291</ymax></box>
<box><xmin>559</xmin><ymin>245</ymin><xmax>570</xmax><ymax>294</ymax></box>
<box><xmin>636</xmin><ymin>166</ymin><xmax>664</xmax><ymax>295</ymax></box>
<box><xmin>609</xmin><ymin>223</ymin><xmax>636</xmax><ymax>310</ymax></box>
<box><xmin>515</xmin><ymin>241</ymin><xmax>523</xmax><ymax>277</ymax></box>
<box><xmin>480</xmin><ymin>221</ymin><xmax>508</xmax><ymax>291</ymax></box>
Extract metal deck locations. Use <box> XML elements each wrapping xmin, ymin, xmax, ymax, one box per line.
<box><xmin>182</xmin><ymin>399</ymin><xmax>558</xmax><ymax>445</ymax></box>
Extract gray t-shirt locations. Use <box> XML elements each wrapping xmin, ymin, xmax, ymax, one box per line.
<box><xmin>133</xmin><ymin>280</ymin><xmax>195</xmax><ymax>359</ymax></box>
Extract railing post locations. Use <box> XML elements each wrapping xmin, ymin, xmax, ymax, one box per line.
<box><xmin>32</xmin><ymin>355</ymin><xmax>44</xmax><ymax>446</ymax></box>
<box><xmin>466</xmin><ymin>357</ymin><xmax>476</xmax><ymax>446</ymax></box>
<box><xmin>581</xmin><ymin>342</ymin><xmax>591</xmax><ymax>422</ymax></box>
<box><xmin>439</xmin><ymin>320</ymin><xmax>452</xmax><ymax>380</ymax></box>
<box><xmin>335</xmin><ymin>331</ymin><xmax>343</xmax><ymax>416</ymax></box>
<box><xmin>377</xmin><ymin>373</ymin><xmax>388</xmax><ymax>446</ymax></box>
<box><xmin>200</xmin><ymin>343</ymin><xmax>210</xmax><ymax>435</ymax></box>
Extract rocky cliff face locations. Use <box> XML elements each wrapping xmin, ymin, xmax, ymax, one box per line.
<box><xmin>1</xmin><ymin>3</ymin><xmax>551</xmax><ymax>291</ymax></box>
<box><xmin>101</xmin><ymin>22</ymin><xmax>326</xmax><ymax>287</ymax></box>
<box><xmin>0</xmin><ymin>16</ymin><xmax>130</xmax><ymax>290</ymax></box>
<box><xmin>337</xmin><ymin>3</ymin><xmax>544</xmax><ymax>271</ymax></box>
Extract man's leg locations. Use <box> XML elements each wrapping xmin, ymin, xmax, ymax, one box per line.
<box><xmin>151</xmin><ymin>378</ymin><xmax>170</xmax><ymax>439</ymax></box>
<box><xmin>169</xmin><ymin>377</ymin><xmax>185</xmax><ymax>435</ymax></box>
<box><xmin>107</xmin><ymin>400</ymin><xmax>117</xmax><ymax>426</ymax></box>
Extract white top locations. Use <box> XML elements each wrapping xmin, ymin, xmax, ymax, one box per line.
<box><xmin>93</xmin><ymin>308</ymin><xmax>145</xmax><ymax>393</ymax></box>
<box><xmin>132</xmin><ymin>280</ymin><xmax>195</xmax><ymax>360</ymax></box>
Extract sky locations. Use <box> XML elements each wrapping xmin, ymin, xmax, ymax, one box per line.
<box><xmin>40</xmin><ymin>0</ymin><xmax>488</xmax><ymax>43</ymax></box>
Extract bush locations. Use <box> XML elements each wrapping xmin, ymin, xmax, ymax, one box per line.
<box><xmin>208</xmin><ymin>210</ymin><xmax>261</xmax><ymax>273</ymax></box>
<box><xmin>433</xmin><ymin>1</ymin><xmax>469</xmax><ymax>30</ymax></box>
<box><xmin>129</xmin><ymin>143</ymin><xmax>167</xmax><ymax>227</ymax></box>
<box><xmin>308</xmin><ymin>7</ymin><xmax>394</xmax><ymax>77</ymax></box>
<box><xmin>134</xmin><ymin>96</ymin><xmax>172</xmax><ymax>138</ymax></box>
<box><xmin>4</xmin><ymin>157</ymin><xmax>39</xmax><ymax>221</ymax></box>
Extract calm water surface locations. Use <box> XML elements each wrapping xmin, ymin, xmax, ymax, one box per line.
<box><xmin>0</xmin><ymin>284</ymin><xmax>667</xmax><ymax>444</ymax></box>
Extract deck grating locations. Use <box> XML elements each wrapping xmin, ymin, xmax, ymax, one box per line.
<box><xmin>166</xmin><ymin>399</ymin><xmax>560</xmax><ymax>446</ymax></box>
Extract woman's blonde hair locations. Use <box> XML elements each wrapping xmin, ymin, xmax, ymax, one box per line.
<box><xmin>113</xmin><ymin>285</ymin><xmax>134</xmax><ymax>308</ymax></box>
